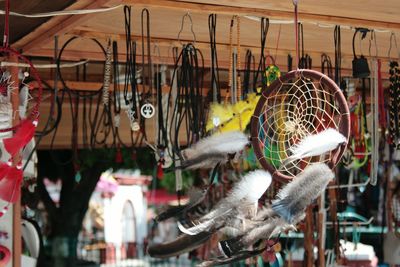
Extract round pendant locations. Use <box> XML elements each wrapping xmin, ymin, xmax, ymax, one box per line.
<box><xmin>141</xmin><ymin>103</ymin><xmax>155</xmax><ymax>119</ymax></box>
<box><xmin>131</xmin><ymin>121</ymin><xmax>140</xmax><ymax>132</ymax></box>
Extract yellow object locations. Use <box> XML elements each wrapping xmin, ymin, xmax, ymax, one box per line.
<box><xmin>206</xmin><ymin>93</ymin><xmax>260</xmax><ymax>133</ymax></box>
<box><xmin>205</xmin><ymin>103</ymin><xmax>235</xmax><ymax>132</ymax></box>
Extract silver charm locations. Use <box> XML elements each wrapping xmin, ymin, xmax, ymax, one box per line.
<box><xmin>141</xmin><ymin>103</ymin><xmax>155</xmax><ymax>119</ymax></box>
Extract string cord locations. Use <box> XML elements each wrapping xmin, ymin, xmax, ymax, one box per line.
<box><xmin>2</xmin><ymin>0</ymin><xmax>9</xmax><ymax>47</ymax></box>
<box><xmin>208</xmin><ymin>14</ymin><xmax>221</xmax><ymax>103</ymax></box>
<box><xmin>166</xmin><ymin>44</ymin><xmax>204</xmax><ymax>158</ymax></box>
<box><xmin>253</xmin><ymin>18</ymin><xmax>269</xmax><ymax>91</ymax></box>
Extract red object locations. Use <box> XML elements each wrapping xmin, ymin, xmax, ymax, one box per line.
<box><xmin>146</xmin><ymin>189</ymin><xmax>188</xmax><ymax>205</ymax></box>
<box><xmin>0</xmin><ymin>245</ymin><xmax>11</xmax><ymax>265</ymax></box>
<box><xmin>115</xmin><ymin>148</ymin><xmax>123</xmax><ymax>164</ymax></box>
<box><xmin>0</xmin><ymin>165</ymin><xmax>23</xmax><ymax>203</ymax></box>
<box><xmin>3</xmin><ymin>119</ymin><xmax>36</xmax><ymax>157</ymax></box>
<box><xmin>156</xmin><ymin>161</ymin><xmax>163</xmax><ymax>179</ymax></box>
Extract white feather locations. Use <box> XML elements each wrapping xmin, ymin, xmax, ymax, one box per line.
<box><xmin>224</xmin><ymin>170</ymin><xmax>272</xmax><ymax>203</ymax></box>
<box><xmin>183</xmin><ymin>131</ymin><xmax>248</xmax><ymax>160</ymax></box>
<box><xmin>285</xmin><ymin>128</ymin><xmax>347</xmax><ymax>164</ymax></box>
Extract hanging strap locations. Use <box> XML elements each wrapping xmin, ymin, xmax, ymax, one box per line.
<box><xmin>334</xmin><ymin>25</ymin><xmax>341</xmax><ymax>85</ymax></box>
<box><xmin>208</xmin><ymin>14</ymin><xmax>221</xmax><ymax>103</ymax></box>
<box><xmin>2</xmin><ymin>0</ymin><xmax>9</xmax><ymax>47</ymax></box>
<box><xmin>253</xmin><ymin>18</ymin><xmax>269</xmax><ymax>92</ymax></box>
<box><xmin>141</xmin><ymin>8</ymin><xmax>152</xmax><ymax>98</ymax></box>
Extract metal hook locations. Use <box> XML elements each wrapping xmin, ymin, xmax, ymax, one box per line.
<box><xmin>388</xmin><ymin>32</ymin><xmax>399</xmax><ymax>60</ymax></box>
<box><xmin>177</xmin><ymin>12</ymin><xmax>196</xmax><ymax>46</ymax></box>
<box><xmin>368</xmin><ymin>30</ymin><xmax>378</xmax><ymax>58</ymax></box>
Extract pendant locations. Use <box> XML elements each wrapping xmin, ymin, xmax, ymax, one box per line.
<box><xmin>125</xmin><ymin>108</ymin><xmax>140</xmax><ymax>131</ymax></box>
<box><xmin>141</xmin><ymin>103</ymin><xmax>155</xmax><ymax>119</ymax></box>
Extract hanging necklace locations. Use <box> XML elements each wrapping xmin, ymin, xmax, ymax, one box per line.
<box><xmin>123</xmin><ymin>6</ymin><xmax>139</xmax><ymax>132</ymax></box>
<box><xmin>208</xmin><ymin>14</ymin><xmax>221</xmax><ymax>103</ymax></box>
<box><xmin>389</xmin><ymin>60</ymin><xmax>400</xmax><ymax>149</ymax></box>
<box><xmin>253</xmin><ymin>18</ymin><xmax>269</xmax><ymax>92</ymax></box>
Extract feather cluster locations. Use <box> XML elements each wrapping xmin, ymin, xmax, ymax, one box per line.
<box><xmin>214</xmin><ymin>163</ymin><xmax>334</xmax><ymax>264</ymax></box>
<box><xmin>147</xmin><ymin>169</ymin><xmax>272</xmax><ymax>259</ymax></box>
<box><xmin>178</xmin><ymin>169</ymin><xmax>272</xmax><ymax>235</ymax></box>
<box><xmin>149</xmin><ymin>129</ymin><xmax>340</xmax><ymax>266</ymax></box>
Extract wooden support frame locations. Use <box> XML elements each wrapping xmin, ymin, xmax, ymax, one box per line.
<box><xmin>126</xmin><ymin>0</ymin><xmax>400</xmax><ymax>31</ymax></box>
<box><xmin>12</xmin><ymin>0</ymin><xmax>122</xmax><ymax>52</ymax></box>
<box><xmin>9</xmin><ymin>52</ymin><xmax>21</xmax><ymax>267</ymax></box>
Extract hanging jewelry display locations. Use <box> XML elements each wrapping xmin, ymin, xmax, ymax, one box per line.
<box><xmin>388</xmin><ymin>33</ymin><xmax>400</xmax><ymax>149</ymax></box>
<box><xmin>140</xmin><ymin>8</ymin><xmax>155</xmax><ymax>127</ymax></box>
<box><xmin>123</xmin><ymin>6</ymin><xmax>140</xmax><ymax>132</ymax></box>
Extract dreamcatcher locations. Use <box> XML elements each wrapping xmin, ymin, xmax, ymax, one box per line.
<box><xmin>250</xmin><ymin>1</ymin><xmax>350</xmax><ymax>182</ymax></box>
<box><xmin>0</xmin><ymin>0</ymin><xmax>43</xmax><ymax>214</ymax></box>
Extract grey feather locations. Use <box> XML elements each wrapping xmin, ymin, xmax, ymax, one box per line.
<box><xmin>180</xmin><ymin>131</ymin><xmax>248</xmax><ymax>169</ymax></box>
<box><xmin>182</xmin><ymin>131</ymin><xmax>248</xmax><ymax>159</ymax></box>
<box><xmin>272</xmin><ymin>162</ymin><xmax>334</xmax><ymax>223</ymax></box>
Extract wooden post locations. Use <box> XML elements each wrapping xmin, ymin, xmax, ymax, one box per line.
<box><xmin>9</xmin><ymin>52</ymin><xmax>21</xmax><ymax>267</ymax></box>
<box><xmin>328</xmin><ymin>187</ymin><xmax>340</xmax><ymax>264</ymax></box>
<box><xmin>304</xmin><ymin>206</ymin><xmax>314</xmax><ymax>267</ymax></box>
<box><xmin>317</xmin><ymin>195</ymin><xmax>325</xmax><ymax>267</ymax></box>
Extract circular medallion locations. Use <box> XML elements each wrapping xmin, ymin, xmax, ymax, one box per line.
<box><xmin>141</xmin><ymin>103</ymin><xmax>155</xmax><ymax>119</ymax></box>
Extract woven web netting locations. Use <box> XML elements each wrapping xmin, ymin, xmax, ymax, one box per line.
<box><xmin>252</xmin><ymin>73</ymin><xmax>347</xmax><ymax>179</ymax></box>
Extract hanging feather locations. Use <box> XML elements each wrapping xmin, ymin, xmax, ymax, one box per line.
<box><xmin>272</xmin><ymin>162</ymin><xmax>334</xmax><ymax>223</ymax></box>
<box><xmin>155</xmin><ymin>187</ymin><xmax>208</xmax><ymax>222</ymax></box>
<box><xmin>3</xmin><ymin>119</ymin><xmax>37</xmax><ymax>157</ymax></box>
<box><xmin>180</xmin><ymin>131</ymin><xmax>248</xmax><ymax>170</ymax></box>
<box><xmin>282</xmin><ymin>128</ymin><xmax>347</xmax><ymax>166</ymax></box>
<box><xmin>177</xmin><ymin>169</ymin><xmax>272</xmax><ymax>236</ymax></box>
<box><xmin>182</xmin><ymin>131</ymin><xmax>248</xmax><ymax>159</ymax></box>
<box><xmin>147</xmin><ymin>231</ymin><xmax>215</xmax><ymax>259</ymax></box>
<box><xmin>178</xmin><ymin>153</ymin><xmax>228</xmax><ymax>170</ymax></box>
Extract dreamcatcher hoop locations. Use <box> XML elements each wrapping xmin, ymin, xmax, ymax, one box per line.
<box><xmin>251</xmin><ymin>69</ymin><xmax>350</xmax><ymax>182</ymax></box>
<box><xmin>0</xmin><ymin>46</ymin><xmax>43</xmax><ymax>133</ymax></box>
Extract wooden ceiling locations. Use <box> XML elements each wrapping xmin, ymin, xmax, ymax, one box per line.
<box><xmin>10</xmin><ymin>0</ymin><xmax>400</xmax><ymax>70</ymax></box>
<box><xmin>3</xmin><ymin>0</ymin><xmax>400</xmax><ymax>148</ymax></box>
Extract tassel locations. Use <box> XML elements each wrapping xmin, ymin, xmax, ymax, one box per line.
<box><xmin>3</xmin><ymin>119</ymin><xmax>36</xmax><ymax>157</ymax></box>
<box><xmin>115</xmin><ymin>148</ymin><xmax>123</xmax><ymax>164</ymax></box>
<box><xmin>0</xmin><ymin>165</ymin><xmax>23</xmax><ymax>203</ymax></box>
<box><xmin>157</xmin><ymin>161</ymin><xmax>164</xmax><ymax>179</ymax></box>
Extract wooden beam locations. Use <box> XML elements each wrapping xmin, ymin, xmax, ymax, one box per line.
<box><xmin>24</xmin><ymin>29</ymin><xmax>394</xmax><ymax>72</ymax></box>
<box><xmin>10</xmin><ymin>51</ymin><xmax>21</xmax><ymax>267</ymax></box>
<box><xmin>126</xmin><ymin>0</ymin><xmax>400</xmax><ymax>31</ymax></box>
<box><xmin>12</xmin><ymin>0</ymin><xmax>122</xmax><ymax>53</ymax></box>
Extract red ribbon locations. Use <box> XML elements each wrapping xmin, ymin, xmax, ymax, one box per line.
<box><xmin>3</xmin><ymin>119</ymin><xmax>36</xmax><ymax>157</ymax></box>
<box><xmin>0</xmin><ymin>162</ymin><xmax>23</xmax><ymax>203</ymax></box>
